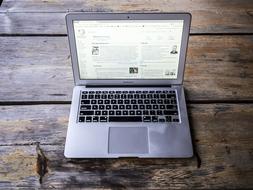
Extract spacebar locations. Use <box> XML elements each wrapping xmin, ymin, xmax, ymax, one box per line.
<box><xmin>109</xmin><ymin>116</ymin><xmax>142</xmax><ymax>122</ymax></box>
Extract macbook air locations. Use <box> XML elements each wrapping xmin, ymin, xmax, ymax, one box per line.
<box><xmin>64</xmin><ymin>13</ymin><xmax>193</xmax><ymax>158</ymax></box>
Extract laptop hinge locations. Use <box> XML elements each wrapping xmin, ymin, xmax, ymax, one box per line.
<box><xmin>84</xmin><ymin>84</ymin><xmax>173</xmax><ymax>88</ymax></box>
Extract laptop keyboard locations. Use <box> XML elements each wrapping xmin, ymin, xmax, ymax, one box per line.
<box><xmin>78</xmin><ymin>90</ymin><xmax>180</xmax><ymax>123</ymax></box>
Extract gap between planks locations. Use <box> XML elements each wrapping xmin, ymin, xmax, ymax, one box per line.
<box><xmin>0</xmin><ymin>100</ymin><xmax>253</xmax><ymax>106</ymax></box>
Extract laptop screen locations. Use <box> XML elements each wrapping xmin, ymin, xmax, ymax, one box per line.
<box><xmin>73</xmin><ymin>20</ymin><xmax>184</xmax><ymax>79</ymax></box>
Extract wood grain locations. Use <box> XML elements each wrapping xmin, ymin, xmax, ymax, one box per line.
<box><xmin>0</xmin><ymin>35</ymin><xmax>252</xmax><ymax>102</ymax></box>
<box><xmin>0</xmin><ymin>0</ymin><xmax>253</xmax><ymax>34</ymax></box>
<box><xmin>0</xmin><ymin>103</ymin><xmax>252</xmax><ymax>188</ymax></box>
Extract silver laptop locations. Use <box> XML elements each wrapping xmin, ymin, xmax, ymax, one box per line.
<box><xmin>64</xmin><ymin>13</ymin><xmax>193</xmax><ymax>158</ymax></box>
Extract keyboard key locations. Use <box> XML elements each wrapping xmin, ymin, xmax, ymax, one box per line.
<box><xmin>130</xmin><ymin>110</ymin><xmax>135</xmax><ymax>115</ymax></box>
<box><xmin>153</xmin><ymin>105</ymin><xmax>158</xmax><ymax>109</ymax></box>
<box><xmin>93</xmin><ymin>116</ymin><xmax>99</xmax><ymax>122</ymax></box>
<box><xmin>91</xmin><ymin>100</ymin><xmax>97</xmax><ymax>104</ymax></box>
<box><xmin>152</xmin><ymin>116</ymin><xmax>158</xmax><ymax>122</ymax></box>
<box><xmin>136</xmin><ymin>110</ymin><xmax>142</xmax><ymax>115</ymax></box>
<box><xmin>143</xmin><ymin>110</ymin><xmax>149</xmax><ymax>115</ymax></box>
<box><xmin>106</xmin><ymin>105</ymin><xmax>111</xmax><ymax>109</ymax></box>
<box><xmin>80</xmin><ymin>105</ymin><xmax>91</xmax><ymax>110</ymax></box>
<box><xmin>109</xmin><ymin>111</ymin><xmax>115</xmax><ymax>115</ymax></box>
<box><xmin>92</xmin><ymin>105</ymin><xmax>98</xmax><ymax>110</ymax></box>
<box><xmin>164</xmin><ymin>110</ymin><xmax>178</xmax><ymax>115</ymax></box>
<box><xmin>133</xmin><ymin>105</ymin><xmax>138</xmax><ymax>109</ymax></box>
<box><xmin>166</xmin><ymin>116</ymin><xmax>172</xmax><ymax>122</ymax></box>
<box><xmin>123</xmin><ymin>110</ymin><xmax>128</xmax><ymax>115</ymax></box>
<box><xmin>102</xmin><ymin>111</ymin><xmax>108</xmax><ymax>115</ymax></box>
<box><xmin>146</xmin><ymin>105</ymin><xmax>151</xmax><ymax>109</ymax></box>
<box><xmin>80</xmin><ymin>111</ymin><xmax>94</xmax><ymax>115</ymax></box>
<box><xmin>150</xmin><ymin>110</ymin><xmax>156</xmax><ymax>115</ymax></box>
<box><xmin>99</xmin><ymin>105</ymin><xmax>105</xmax><ymax>110</ymax></box>
<box><xmin>143</xmin><ymin>116</ymin><xmax>151</xmax><ymax>122</ymax></box>
<box><xmin>124</xmin><ymin>100</ymin><xmax>130</xmax><ymax>104</ymax></box>
<box><xmin>86</xmin><ymin>116</ymin><xmax>92</xmax><ymax>122</ymax></box>
<box><xmin>126</xmin><ymin>105</ymin><xmax>131</xmax><ymax>109</ymax></box>
<box><xmin>113</xmin><ymin>105</ymin><xmax>118</xmax><ymax>109</ymax></box>
<box><xmin>116</xmin><ymin>111</ymin><xmax>121</xmax><ymax>115</ymax></box>
<box><xmin>81</xmin><ymin>100</ymin><xmax>90</xmax><ymax>104</ymax></box>
<box><xmin>100</xmin><ymin>116</ymin><xmax>108</xmax><ymax>122</ymax></box>
<box><xmin>119</xmin><ymin>105</ymin><xmax>125</xmax><ymax>109</ymax></box>
<box><xmin>95</xmin><ymin>111</ymin><xmax>101</xmax><ymax>115</ymax></box>
<box><xmin>138</xmin><ymin>99</ymin><xmax>143</xmax><ymax>104</ymax></box>
<box><xmin>79</xmin><ymin>117</ymin><xmax>85</xmax><ymax>122</ymax></box>
<box><xmin>109</xmin><ymin>116</ymin><xmax>142</xmax><ymax>122</ymax></box>
<box><xmin>173</xmin><ymin>118</ymin><xmax>180</xmax><ymax>122</ymax></box>
<box><xmin>131</xmin><ymin>100</ymin><xmax>137</xmax><ymax>104</ymax></box>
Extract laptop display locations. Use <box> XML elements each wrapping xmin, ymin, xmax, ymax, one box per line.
<box><xmin>73</xmin><ymin>20</ymin><xmax>184</xmax><ymax>79</ymax></box>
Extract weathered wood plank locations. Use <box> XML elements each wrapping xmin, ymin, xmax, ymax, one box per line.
<box><xmin>0</xmin><ymin>145</ymin><xmax>40</xmax><ymax>188</ymax></box>
<box><xmin>0</xmin><ymin>0</ymin><xmax>253</xmax><ymax>34</ymax></box>
<box><xmin>0</xmin><ymin>35</ymin><xmax>252</xmax><ymax>102</ymax></box>
<box><xmin>0</xmin><ymin>104</ymin><xmax>252</xmax><ymax>188</ymax></box>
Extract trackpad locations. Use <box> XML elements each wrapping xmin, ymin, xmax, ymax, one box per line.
<box><xmin>109</xmin><ymin>127</ymin><xmax>149</xmax><ymax>154</ymax></box>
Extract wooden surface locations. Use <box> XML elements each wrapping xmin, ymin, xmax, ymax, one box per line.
<box><xmin>0</xmin><ymin>0</ymin><xmax>253</xmax><ymax>189</ymax></box>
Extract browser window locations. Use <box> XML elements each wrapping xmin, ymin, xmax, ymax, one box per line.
<box><xmin>73</xmin><ymin>20</ymin><xmax>184</xmax><ymax>79</ymax></box>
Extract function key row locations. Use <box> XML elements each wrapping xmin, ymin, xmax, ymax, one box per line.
<box><xmin>82</xmin><ymin>90</ymin><xmax>176</xmax><ymax>94</ymax></box>
<box><xmin>81</xmin><ymin>94</ymin><xmax>177</xmax><ymax>100</ymax></box>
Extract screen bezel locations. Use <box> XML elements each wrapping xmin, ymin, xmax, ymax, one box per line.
<box><xmin>66</xmin><ymin>13</ymin><xmax>191</xmax><ymax>86</ymax></box>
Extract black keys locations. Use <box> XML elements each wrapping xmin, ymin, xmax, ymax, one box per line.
<box><xmin>98</xmin><ymin>100</ymin><xmax>103</xmax><ymax>104</ymax></box>
<box><xmin>86</xmin><ymin>116</ymin><xmax>92</xmax><ymax>122</ymax></box>
<box><xmin>80</xmin><ymin>111</ymin><xmax>94</xmax><ymax>115</ymax></box>
<box><xmin>92</xmin><ymin>105</ymin><xmax>98</xmax><ymax>110</ymax></box>
<box><xmin>106</xmin><ymin>105</ymin><xmax>111</xmax><ymax>109</ymax></box>
<box><xmin>91</xmin><ymin>100</ymin><xmax>97</xmax><ymax>104</ymax></box>
<box><xmin>152</xmin><ymin>116</ymin><xmax>158</xmax><ymax>122</ymax></box>
<box><xmin>109</xmin><ymin>116</ymin><xmax>142</xmax><ymax>122</ymax></box>
<box><xmin>119</xmin><ymin>105</ymin><xmax>125</xmax><ymax>109</ymax></box>
<box><xmin>100</xmin><ymin>116</ymin><xmax>108</xmax><ymax>122</ymax></box>
<box><xmin>112</xmin><ymin>105</ymin><xmax>118</xmax><ymax>109</ymax></box>
<box><xmin>102</xmin><ymin>111</ymin><xmax>108</xmax><ymax>115</ymax></box>
<box><xmin>126</xmin><ymin>105</ymin><xmax>131</xmax><ymax>109</ymax></box>
<box><xmin>143</xmin><ymin>116</ymin><xmax>151</xmax><ymax>122</ymax></box>
<box><xmin>95</xmin><ymin>111</ymin><xmax>101</xmax><ymax>115</ymax></box>
<box><xmin>93</xmin><ymin>116</ymin><xmax>99</xmax><ymax>122</ymax></box>
<box><xmin>79</xmin><ymin>116</ymin><xmax>85</xmax><ymax>122</ymax></box>
<box><xmin>164</xmin><ymin>110</ymin><xmax>178</xmax><ymax>115</ymax></box>
<box><xmin>133</xmin><ymin>105</ymin><xmax>138</xmax><ymax>109</ymax></box>
<box><xmin>80</xmin><ymin>105</ymin><xmax>91</xmax><ymax>110</ymax></box>
<box><xmin>136</xmin><ymin>110</ymin><xmax>142</xmax><ymax>115</ymax></box>
<box><xmin>81</xmin><ymin>100</ymin><xmax>90</xmax><ymax>104</ymax></box>
<box><xmin>109</xmin><ymin>110</ymin><xmax>115</xmax><ymax>115</ymax></box>
<box><xmin>79</xmin><ymin>89</ymin><xmax>179</xmax><ymax>123</ymax></box>
<box><xmin>116</xmin><ymin>111</ymin><xmax>121</xmax><ymax>115</ymax></box>
<box><xmin>99</xmin><ymin>105</ymin><xmax>105</xmax><ymax>110</ymax></box>
<box><xmin>129</xmin><ymin>110</ymin><xmax>135</xmax><ymax>115</ymax></box>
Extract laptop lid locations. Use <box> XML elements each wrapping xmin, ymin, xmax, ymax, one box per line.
<box><xmin>66</xmin><ymin>13</ymin><xmax>191</xmax><ymax>86</ymax></box>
